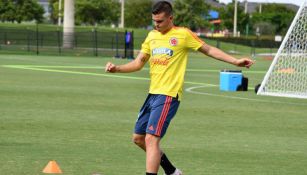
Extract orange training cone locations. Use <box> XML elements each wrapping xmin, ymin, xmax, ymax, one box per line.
<box><xmin>42</xmin><ymin>160</ymin><xmax>63</xmax><ymax>174</ymax></box>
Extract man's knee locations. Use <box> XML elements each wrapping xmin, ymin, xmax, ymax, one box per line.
<box><xmin>145</xmin><ymin>134</ymin><xmax>160</xmax><ymax>148</ymax></box>
<box><xmin>132</xmin><ymin>134</ymin><xmax>145</xmax><ymax>146</ymax></box>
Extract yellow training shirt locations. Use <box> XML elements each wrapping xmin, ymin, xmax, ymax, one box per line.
<box><xmin>141</xmin><ymin>27</ymin><xmax>204</xmax><ymax>100</ymax></box>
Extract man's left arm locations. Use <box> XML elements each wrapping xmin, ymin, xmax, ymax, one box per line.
<box><xmin>198</xmin><ymin>43</ymin><xmax>254</xmax><ymax>68</ymax></box>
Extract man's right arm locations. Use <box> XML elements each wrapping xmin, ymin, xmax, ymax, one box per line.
<box><xmin>105</xmin><ymin>52</ymin><xmax>150</xmax><ymax>73</ymax></box>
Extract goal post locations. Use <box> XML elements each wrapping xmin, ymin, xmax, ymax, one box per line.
<box><xmin>257</xmin><ymin>0</ymin><xmax>307</xmax><ymax>99</ymax></box>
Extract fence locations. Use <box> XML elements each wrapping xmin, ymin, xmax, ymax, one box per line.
<box><xmin>0</xmin><ymin>26</ymin><xmax>283</xmax><ymax>58</ymax></box>
<box><xmin>0</xmin><ymin>27</ymin><xmax>134</xmax><ymax>58</ymax></box>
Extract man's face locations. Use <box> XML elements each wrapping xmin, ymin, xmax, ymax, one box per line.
<box><xmin>152</xmin><ymin>12</ymin><xmax>172</xmax><ymax>33</ymax></box>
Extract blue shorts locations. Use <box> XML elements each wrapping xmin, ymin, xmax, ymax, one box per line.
<box><xmin>134</xmin><ymin>94</ymin><xmax>180</xmax><ymax>138</ymax></box>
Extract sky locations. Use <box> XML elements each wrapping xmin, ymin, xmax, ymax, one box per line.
<box><xmin>218</xmin><ymin>0</ymin><xmax>305</xmax><ymax>6</ymax></box>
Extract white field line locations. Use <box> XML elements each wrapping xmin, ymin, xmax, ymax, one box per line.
<box><xmin>1</xmin><ymin>65</ymin><xmax>216</xmax><ymax>87</ymax></box>
<box><xmin>2</xmin><ymin>64</ymin><xmax>266</xmax><ymax>74</ymax></box>
<box><xmin>185</xmin><ymin>86</ymin><xmax>307</xmax><ymax>106</ymax></box>
<box><xmin>3</xmin><ymin>64</ymin><xmax>305</xmax><ymax>106</ymax></box>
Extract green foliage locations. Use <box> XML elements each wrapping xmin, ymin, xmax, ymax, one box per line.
<box><xmin>48</xmin><ymin>0</ymin><xmax>63</xmax><ymax>24</ymax></box>
<box><xmin>0</xmin><ymin>0</ymin><xmax>44</xmax><ymax>23</ymax></box>
<box><xmin>173</xmin><ymin>0</ymin><xmax>211</xmax><ymax>30</ymax></box>
<box><xmin>257</xmin><ymin>3</ymin><xmax>294</xmax><ymax>14</ymax></box>
<box><xmin>251</xmin><ymin>3</ymin><xmax>296</xmax><ymax>35</ymax></box>
<box><xmin>15</xmin><ymin>0</ymin><xmax>45</xmax><ymax>23</ymax></box>
<box><xmin>75</xmin><ymin>0</ymin><xmax>120</xmax><ymax>25</ymax></box>
<box><xmin>253</xmin><ymin>21</ymin><xmax>276</xmax><ymax>35</ymax></box>
<box><xmin>125</xmin><ymin>0</ymin><xmax>152</xmax><ymax>28</ymax></box>
<box><xmin>48</xmin><ymin>0</ymin><xmax>120</xmax><ymax>25</ymax></box>
<box><xmin>219</xmin><ymin>1</ymin><xmax>250</xmax><ymax>33</ymax></box>
<box><xmin>0</xmin><ymin>0</ymin><xmax>15</xmax><ymax>22</ymax></box>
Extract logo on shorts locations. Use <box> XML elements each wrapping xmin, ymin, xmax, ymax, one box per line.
<box><xmin>169</xmin><ymin>37</ymin><xmax>178</xmax><ymax>46</ymax></box>
<box><xmin>148</xmin><ymin>125</ymin><xmax>155</xmax><ymax>131</ymax></box>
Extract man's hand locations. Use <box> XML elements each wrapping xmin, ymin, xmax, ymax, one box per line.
<box><xmin>105</xmin><ymin>62</ymin><xmax>117</xmax><ymax>73</ymax></box>
<box><xmin>234</xmin><ymin>58</ymin><xmax>255</xmax><ymax>68</ymax></box>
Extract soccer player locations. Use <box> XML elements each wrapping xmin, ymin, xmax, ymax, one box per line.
<box><xmin>105</xmin><ymin>1</ymin><xmax>254</xmax><ymax>175</ymax></box>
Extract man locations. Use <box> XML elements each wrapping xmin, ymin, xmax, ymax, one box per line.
<box><xmin>105</xmin><ymin>1</ymin><xmax>254</xmax><ymax>175</ymax></box>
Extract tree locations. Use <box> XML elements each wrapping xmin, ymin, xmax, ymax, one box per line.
<box><xmin>48</xmin><ymin>0</ymin><xmax>63</xmax><ymax>24</ymax></box>
<box><xmin>15</xmin><ymin>0</ymin><xmax>45</xmax><ymax>23</ymax></box>
<box><xmin>219</xmin><ymin>1</ymin><xmax>250</xmax><ymax>34</ymax></box>
<box><xmin>0</xmin><ymin>0</ymin><xmax>15</xmax><ymax>22</ymax></box>
<box><xmin>75</xmin><ymin>0</ymin><xmax>120</xmax><ymax>25</ymax></box>
<box><xmin>0</xmin><ymin>0</ymin><xmax>44</xmax><ymax>23</ymax></box>
<box><xmin>253</xmin><ymin>21</ymin><xmax>276</xmax><ymax>35</ymax></box>
<box><xmin>251</xmin><ymin>4</ymin><xmax>296</xmax><ymax>35</ymax></box>
<box><xmin>173</xmin><ymin>0</ymin><xmax>211</xmax><ymax>30</ymax></box>
<box><xmin>125</xmin><ymin>0</ymin><xmax>152</xmax><ymax>28</ymax></box>
<box><xmin>48</xmin><ymin>0</ymin><xmax>120</xmax><ymax>25</ymax></box>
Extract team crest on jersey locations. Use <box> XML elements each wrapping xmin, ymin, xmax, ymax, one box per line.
<box><xmin>169</xmin><ymin>37</ymin><xmax>178</xmax><ymax>46</ymax></box>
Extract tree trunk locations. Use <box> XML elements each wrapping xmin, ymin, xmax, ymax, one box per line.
<box><xmin>63</xmin><ymin>0</ymin><xmax>75</xmax><ymax>48</ymax></box>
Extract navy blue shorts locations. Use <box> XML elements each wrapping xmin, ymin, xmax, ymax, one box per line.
<box><xmin>134</xmin><ymin>94</ymin><xmax>180</xmax><ymax>138</ymax></box>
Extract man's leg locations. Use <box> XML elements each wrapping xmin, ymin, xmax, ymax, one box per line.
<box><xmin>133</xmin><ymin>134</ymin><xmax>177</xmax><ymax>174</ymax></box>
<box><xmin>133</xmin><ymin>95</ymin><xmax>181</xmax><ymax>174</ymax></box>
<box><xmin>133</xmin><ymin>134</ymin><xmax>161</xmax><ymax>173</ymax></box>
<box><xmin>132</xmin><ymin>133</ymin><xmax>146</xmax><ymax>151</ymax></box>
<box><xmin>145</xmin><ymin>133</ymin><xmax>161</xmax><ymax>173</ymax></box>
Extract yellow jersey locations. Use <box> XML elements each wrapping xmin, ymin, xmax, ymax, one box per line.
<box><xmin>141</xmin><ymin>27</ymin><xmax>204</xmax><ymax>100</ymax></box>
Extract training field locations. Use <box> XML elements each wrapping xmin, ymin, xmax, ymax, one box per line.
<box><xmin>1</xmin><ymin>53</ymin><xmax>307</xmax><ymax>175</ymax></box>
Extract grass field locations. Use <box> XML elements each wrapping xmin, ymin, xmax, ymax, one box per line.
<box><xmin>1</xmin><ymin>53</ymin><xmax>307</xmax><ymax>175</ymax></box>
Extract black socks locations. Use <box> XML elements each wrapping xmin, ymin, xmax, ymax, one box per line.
<box><xmin>160</xmin><ymin>153</ymin><xmax>176</xmax><ymax>174</ymax></box>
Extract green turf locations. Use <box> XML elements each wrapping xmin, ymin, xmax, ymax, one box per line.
<box><xmin>1</xmin><ymin>54</ymin><xmax>307</xmax><ymax>175</ymax></box>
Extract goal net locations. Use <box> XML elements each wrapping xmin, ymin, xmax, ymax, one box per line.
<box><xmin>257</xmin><ymin>0</ymin><xmax>307</xmax><ymax>99</ymax></box>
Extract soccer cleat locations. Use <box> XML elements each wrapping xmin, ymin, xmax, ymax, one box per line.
<box><xmin>165</xmin><ymin>169</ymin><xmax>183</xmax><ymax>175</ymax></box>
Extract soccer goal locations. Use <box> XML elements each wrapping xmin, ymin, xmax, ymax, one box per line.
<box><xmin>257</xmin><ymin>0</ymin><xmax>307</xmax><ymax>99</ymax></box>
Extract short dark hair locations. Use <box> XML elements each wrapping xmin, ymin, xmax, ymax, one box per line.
<box><xmin>152</xmin><ymin>1</ymin><xmax>173</xmax><ymax>16</ymax></box>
